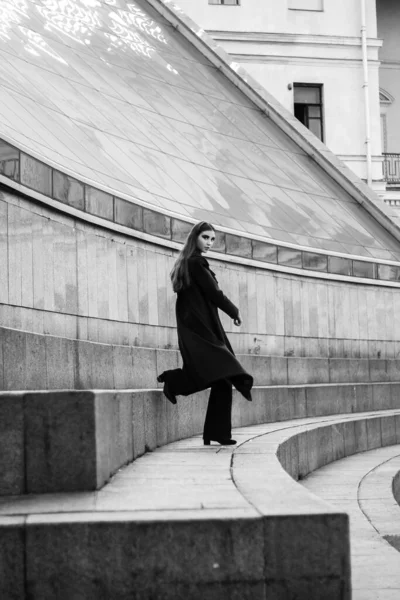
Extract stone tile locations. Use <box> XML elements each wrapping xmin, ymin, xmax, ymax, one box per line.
<box><xmin>0</xmin><ymin>394</ymin><xmax>25</xmax><ymax>494</ymax></box>
<box><xmin>25</xmin><ymin>516</ymin><xmax>264</xmax><ymax>597</ymax></box>
<box><xmin>113</xmin><ymin>345</ymin><xmax>135</xmax><ymax>389</ymax></box>
<box><xmin>131</xmin><ymin>346</ymin><xmax>157</xmax><ymax>388</ymax></box>
<box><xmin>0</xmin><ymin>517</ymin><xmax>25</xmax><ymax>600</ymax></box>
<box><xmin>25</xmin><ymin>332</ymin><xmax>47</xmax><ymax>390</ymax></box>
<box><xmin>132</xmin><ymin>391</ymin><xmax>146</xmax><ymax>459</ymax></box>
<box><xmin>3</xmin><ymin>328</ymin><xmax>26</xmax><ymax>390</ymax></box>
<box><xmin>24</xmin><ymin>391</ymin><xmax>98</xmax><ymax>493</ymax></box>
<box><xmin>252</xmin><ymin>240</ymin><xmax>277</xmax><ymax>263</ymax></box>
<box><xmin>45</xmin><ymin>335</ymin><xmax>75</xmax><ymax>389</ymax></box>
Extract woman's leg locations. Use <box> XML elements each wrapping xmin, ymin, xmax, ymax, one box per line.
<box><xmin>203</xmin><ymin>379</ymin><xmax>232</xmax><ymax>441</ymax></box>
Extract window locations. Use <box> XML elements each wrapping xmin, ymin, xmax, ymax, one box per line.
<box><xmin>209</xmin><ymin>0</ymin><xmax>240</xmax><ymax>4</ymax></box>
<box><xmin>293</xmin><ymin>84</ymin><xmax>324</xmax><ymax>141</ymax></box>
<box><xmin>288</xmin><ymin>0</ymin><xmax>323</xmax><ymax>11</ymax></box>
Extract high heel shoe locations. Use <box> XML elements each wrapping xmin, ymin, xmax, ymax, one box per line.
<box><xmin>157</xmin><ymin>375</ymin><xmax>177</xmax><ymax>405</ymax></box>
<box><xmin>203</xmin><ymin>438</ymin><xmax>237</xmax><ymax>446</ymax></box>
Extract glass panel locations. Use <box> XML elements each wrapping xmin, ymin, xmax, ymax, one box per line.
<box><xmin>302</xmin><ymin>251</ymin><xmax>328</xmax><ymax>271</ymax></box>
<box><xmin>377</xmin><ymin>264</ymin><xmax>400</xmax><ymax>282</ymax></box>
<box><xmin>115</xmin><ymin>198</ymin><xmax>143</xmax><ymax>231</ymax></box>
<box><xmin>20</xmin><ymin>154</ymin><xmax>52</xmax><ymax>196</ymax></box>
<box><xmin>0</xmin><ymin>140</ymin><xmax>19</xmax><ymax>181</ymax></box>
<box><xmin>252</xmin><ymin>241</ymin><xmax>278</xmax><ymax>263</ymax></box>
<box><xmin>352</xmin><ymin>260</ymin><xmax>375</xmax><ymax>279</ymax></box>
<box><xmin>277</xmin><ymin>247</ymin><xmax>302</xmax><ymax>268</ymax></box>
<box><xmin>225</xmin><ymin>234</ymin><xmax>252</xmax><ymax>258</ymax></box>
<box><xmin>85</xmin><ymin>187</ymin><xmax>114</xmax><ymax>221</ymax></box>
<box><xmin>53</xmin><ymin>171</ymin><xmax>84</xmax><ymax>210</ymax></box>
<box><xmin>143</xmin><ymin>210</ymin><xmax>171</xmax><ymax>239</ymax></box>
<box><xmin>294</xmin><ymin>86</ymin><xmax>320</xmax><ymax>104</ymax></box>
<box><xmin>171</xmin><ymin>219</ymin><xmax>193</xmax><ymax>243</ymax></box>
<box><xmin>308</xmin><ymin>106</ymin><xmax>321</xmax><ymax>118</ymax></box>
<box><xmin>328</xmin><ymin>256</ymin><xmax>352</xmax><ymax>276</ymax></box>
<box><xmin>212</xmin><ymin>231</ymin><xmax>226</xmax><ymax>253</ymax></box>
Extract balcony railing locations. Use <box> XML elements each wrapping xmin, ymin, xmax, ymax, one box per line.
<box><xmin>383</xmin><ymin>153</ymin><xmax>400</xmax><ymax>184</ymax></box>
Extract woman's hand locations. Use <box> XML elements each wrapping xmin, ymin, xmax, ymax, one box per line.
<box><xmin>233</xmin><ymin>312</ymin><xmax>242</xmax><ymax>327</ymax></box>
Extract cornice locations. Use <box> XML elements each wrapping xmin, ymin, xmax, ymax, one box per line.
<box><xmin>230</xmin><ymin>54</ymin><xmax>380</xmax><ymax>67</ymax></box>
<box><xmin>207</xmin><ymin>31</ymin><xmax>383</xmax><ymax>48</ymax></box>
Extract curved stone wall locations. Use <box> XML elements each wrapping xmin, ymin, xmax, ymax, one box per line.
<box><xmin>2</xmin><ymin>187</ymin><xmax>400</xmax><ymax>363</ymax></box>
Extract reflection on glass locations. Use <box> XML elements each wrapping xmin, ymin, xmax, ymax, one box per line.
<box><xmin>377</xmin><ymin>264</ymin><xmax>400</xmax><ymax>282</ymax></box>
<box><xmin>277</xmin><ymin>247</ymin><xmax>302</xmax><ymax>268</ymax></box>
<box><xmin>302</xmin><ymin>251</ymin><xmax>328</xmax><ymax>272</ymax></box>
<box><xmin>328</xmin><ymin>256</ymin><xmax>352</xmax><ymax>276</ymax></box>
<box><xmin>352</xmin><ymin>260</ymin><xmax>375</xmax><ymax>279</ymax></box>
<box><xmin>0</xmin><ymin>141</ymin><xmax>19</xmax><ymax>181</ymax></box>
<box><xmin>252</xmin><ymin>240</ymin><xmax>277</xmax><ymax>263</ymax></box>
<box><xmin>225</xmin><ymin>234</ymin><xmax>251</xmax><ymax>257</ymax></box>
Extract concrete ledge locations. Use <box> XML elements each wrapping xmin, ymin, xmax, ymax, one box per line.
<box><xmin>3</xmin><ymin>383</ymin><xmax>400</xmax><ymax>496</ymax></box>
<box><xmin>2</xmin><ymin>326</ymin><xmax>400</xmax><ymax>391</ymax></box>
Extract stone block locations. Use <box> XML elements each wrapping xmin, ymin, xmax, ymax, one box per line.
<box><xmin>45</xmin><ymin>335</ymin><xmax>75</xmax><ymax>389</ymax></box>
<box><xmin>387</xmin><ymin>360</ymin><xmax>400</xmax><ymax>382</ymax></box>
<box><xmin>366</xmin><ymin>418</ymin><xmax>382</xmax><ymax>450</ymax></box>
<box><xmin>113</xmin><ymin>345</ymin><xmax>135</xmax><ymax>389</ymax></box>
<box><xmin>85</xmin><ymin>186</ymin><xmax>114</xmax><ymax>220</ymax></box>
<box><xmin>369</xmin><ymin>359</ymin><xmax>390</xmax><ymax>382</ymax></box>
<box><xmin>380</xmin><ymin>415</ymin><xmax>397</xmax><ymax>447</ymax></box>
<box><xmin>24</xmin><ymin>391</ymin><xmax>98</xmax><ymax>493</ymax></box>
<box><xmin>131</xmin><ymin>346</ymin><xmax>157</xmax><ymax>388</ymax></box>
<box><xmin>296</xmin><ymin>431</ymin><xmax>309</xmax><ymax>479</ymax></box>
<box><xmin>395</xmin><ymin>415</ymin><xmax>400</xmax><ymax>444</ymax></box>
<box><xmin>144</xmin><ymin>390</ymin><xmax>159</xmax><ymax>451</ymax></box>
<box><xmin>331</xmin><ymin>422</ymin><xmax>346</xmax><ymax>462</ymax></box>
<box><xmin>354</xmin><ymin>419</ymin><xmax>368</xmax><ymax>453</ymax></box>
<box><xmin>371</xmin><ymin>383</ymin><xmax>392</xmax><ymax>411</ymax></box>
<box><xmin>305</xmin><ymin>386</ymin><xmax>338</xmax><ymax>417</ymax></box>
<box><xmin>0</xmin><ymin>517</ymin><xmax>25</xmax><ymax>600</ymax></box>
<box><xmin>265</xmin><ymin>577</ymin><xmax>348</xmax><ymax>600</ymax></box>
<box><xmin>269</xmin><ymin>357</ymin><xmax>288</xmax><ymax>385</ymax></box>
<box><xmin>53</xmin><ymin>171</ymin><xmax>84</xmax><ymax>210</ymax></box>
<box><xmin>91</xmin><ymin>343</ymin><xmax>115</xmax><ymax>389</ymax></box>
<box><xmin>390</xmin><ymin>383</ymin><xmax>400</xmax><ymax>409</ymax></box>
<box><xmin>156</xmin><ymin>349</ymin><xmax>179</xmax><ymax>386</ymax></box>
<box><xmin>263</xmin><ymin>513</ymin><xmax>350</xmax><ymax>580</ymax></box>
<box><xmin>74</xmin><ymin>340</ymin><xmax>93</xmax><ymax>389</ymax></box>
<box><xmin>354</xmin><ymin>383</ymin><xmax>373</xmax><ymax>412</ymax></box>
<box><xmin>0</xmin><ymin>394</ymin><xmax>24</xmax><ymax>495</ymax></box>
<box><xmin>288</xmin><ymin>358</ymin><xmax>328</xmax><ymax>385</ymax></box>
<box><xmin>3</xmin><ymin>328</ymin><xmax>26</xmax><ymax>390</ymax></box>
<box><xmin>341</xmin><ymin>420</ymin><xmax>356</xmax><ymax>458</ymax></box>
<box><xmin>25</xmin><ymin>331</ymin><xmax>47</xmax><ymax>390</ymax></box>
<box><xmin>25</xmin><ymin>516</ymin><xmax>264</xmax><ymax>598</ymax></box>
<box><xmin>132</xmin><ymin>392</ymin><xmax>146</xmax><ymax>459</ymax></box>
<box><xmin>94</xmin><ymin>392</ymin><xmax>133</xmax><ymax>486</ymax></box>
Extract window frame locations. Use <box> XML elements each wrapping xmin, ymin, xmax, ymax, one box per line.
<box><xmin>293</xmin><ymin>83</ymin><xmax>324</xmax><ymax>142</ymax></box>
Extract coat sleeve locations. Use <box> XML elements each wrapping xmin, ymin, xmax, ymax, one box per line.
<box><xmin>189</xmin><ymin>258</ymin><xmax>239</xmax><ymax>319</ymax></box>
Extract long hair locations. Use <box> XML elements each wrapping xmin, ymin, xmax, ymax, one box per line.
<box><xmin>171</xmin><ymin>221</ymin><xmax>215</xmax><ymax>293</ymax></box>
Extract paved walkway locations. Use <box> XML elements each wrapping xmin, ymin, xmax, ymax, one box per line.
<box><xmin>302</xmin><ymin>446</ymin><xmax>400</xmax><ymax>600</ymax></box>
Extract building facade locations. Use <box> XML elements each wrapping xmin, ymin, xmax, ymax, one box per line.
<box><xmin>178</xmin><ymin>0</ymin><xmax>399</xmax><ymax>203</ymax></box>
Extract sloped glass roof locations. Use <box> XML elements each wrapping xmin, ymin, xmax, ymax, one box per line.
<box><xmin>0</xmin><ymin>0</ymin><xmax>399</xmax><ymax>260</ymax></box>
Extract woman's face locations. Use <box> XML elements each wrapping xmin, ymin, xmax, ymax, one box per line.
<box><xmin>196</xmin><ymin>229</ymin><xmax>215</xmax><ymax>254</ymax></box>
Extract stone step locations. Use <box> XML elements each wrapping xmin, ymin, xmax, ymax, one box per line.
<box><xmin>3</xmin><ymin>410</ymin><xmax>400</xmax><ymax>599</ymax></box>
<box><xmin>3</xmin><ymin>382</ymin><xmax>400</xmax><ymax>496</ymax></box>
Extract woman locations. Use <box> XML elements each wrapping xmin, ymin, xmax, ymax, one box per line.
<box><xmin>157</xmin><ymin>221</ymin><xmax>253</xmax><ymax>446</ymax></box>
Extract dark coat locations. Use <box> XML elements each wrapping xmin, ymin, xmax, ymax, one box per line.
<box><xmin>174</xmin><ymin>254</ymin><xmax>253</xmax><ymax>399</ymax></box>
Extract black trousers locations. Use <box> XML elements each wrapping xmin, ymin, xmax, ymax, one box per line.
<box><xmin>162</xmin><ymin>369</ymin><xmax>233</xmax><ymax>440</ymax></box>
